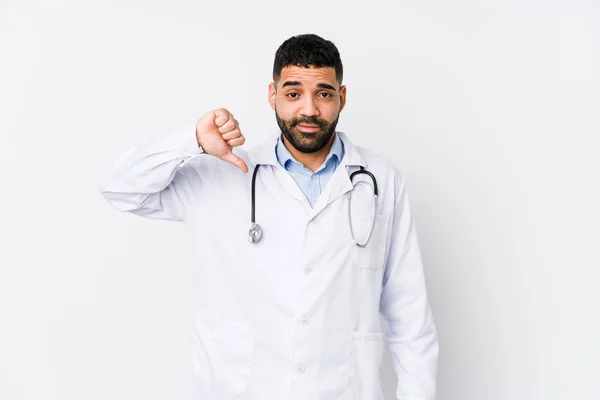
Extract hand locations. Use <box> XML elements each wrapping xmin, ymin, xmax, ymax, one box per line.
<box><xmin>195</xmin><ymin>108</ymin><xmax>248</xmax><ymax>173</ymax></box>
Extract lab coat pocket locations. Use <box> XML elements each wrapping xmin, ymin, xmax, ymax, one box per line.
<box><xmin>348</xmin><ymin>331</ymin><xmax>385</xmax><ymax>400</ymax></box>
<box><xmin>351</xmin><ymin>214</ymin><xmax>390</xmax><ymax>270</ymax></box>
<box><xmin>192</xmin><ymin>310</ymin><xmax>256</xmax><ymax>399</ymax></box>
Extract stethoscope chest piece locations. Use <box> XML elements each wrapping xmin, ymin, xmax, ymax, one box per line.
<box><xmin>248</xmin><ymin>222</ymin><xmax>262</xmax><ymax>244</ymax></box>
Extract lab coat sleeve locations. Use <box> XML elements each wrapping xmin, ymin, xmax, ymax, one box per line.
<box><xmin>379</xmin><ymin>174</ymin><xmax>439</xmax><ymax>400</ymax></box>
<box><xmin>98</xmin><ymin>122</ymin><xmax>210</xmax><ymax>222</ymax></box>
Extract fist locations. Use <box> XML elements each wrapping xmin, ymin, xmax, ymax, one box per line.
<box><xmin>195</xmin><ymin>108</ymin><xmax>248</xmax><ymax>173</ymax></box>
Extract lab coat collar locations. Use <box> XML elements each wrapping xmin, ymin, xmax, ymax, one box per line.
<box><xmin>247</xmin><ymin>131</ymin><xmax>366</xmax><ymax>168</ymax></box>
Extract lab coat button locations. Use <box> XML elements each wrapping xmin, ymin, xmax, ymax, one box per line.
<box><xmin>304</xmin><ymin>267</ymin><xmax>313</xmax><ymax>275</ymax></box>
<box><xmin>300</xmin><ymin>318</ymin><xmax>310</xmax><ymax>326</ymax></box>
<box><xmin>296</xmin><ymin>365</ymin><xmax>306</xmax><ymax>374</ymax></box>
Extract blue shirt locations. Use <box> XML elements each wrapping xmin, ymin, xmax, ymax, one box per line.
<box><xmin>275</xmin><ymin>132</ymin><xmax>345</xmax><ymax>208</ymax></box>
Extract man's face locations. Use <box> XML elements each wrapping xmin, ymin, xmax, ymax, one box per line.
<box><xmin>269</xmin><ymin>65</ymin><xmax>346</xmax><ymax>153</ymax></box>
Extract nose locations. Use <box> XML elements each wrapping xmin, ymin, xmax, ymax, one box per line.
<box><xmin>300</xmin><ymin>96</ymin><xmax>320</xmax><ymax>117</ymax></box>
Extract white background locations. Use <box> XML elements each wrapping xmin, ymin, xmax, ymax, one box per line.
<box><xmin>1</xmin><ymin>0</ymin><xmax>598</xmax><ymax>399</ymax></box>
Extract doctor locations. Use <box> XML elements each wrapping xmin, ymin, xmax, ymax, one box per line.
<box><xmin>99</xmin><ymin>33</ymin><xmax>438</xmax><ymax>400</ymax></box>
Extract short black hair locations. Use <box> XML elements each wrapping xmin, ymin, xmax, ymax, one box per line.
<box><xmin>273</xmin><ymin>34</ymin><xmax>343</xmax><ymax>85</ymax></box>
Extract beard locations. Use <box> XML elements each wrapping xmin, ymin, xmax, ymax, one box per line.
<box><xmin>275</xmin><ymin>108</ymin><xmax>340</xmax><ymax>154</ymax></box>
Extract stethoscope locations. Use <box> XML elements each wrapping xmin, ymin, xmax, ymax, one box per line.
<box><xmin>248</xmin><ymin>164</ymin><xmax>378</xmax><ymax>247</ymax></box>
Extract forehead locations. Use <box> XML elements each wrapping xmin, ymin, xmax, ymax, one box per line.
<box><xmin>278</xmin><ymin>65</ymin><xmax>337</xmax><ymax>88</ymax></box>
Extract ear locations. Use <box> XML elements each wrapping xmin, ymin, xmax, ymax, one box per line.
<box><xmin>268</xmin><ymin>82</ymin><xmax>276</xmax><ymax>111</ymax></box>
<box><xmin>339</xmin><ymin>85</ymin><xmax>347</xmax><ymax>112</ymax></box>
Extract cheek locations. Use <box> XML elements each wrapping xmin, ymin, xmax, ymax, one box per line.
<box><xmin>320</xmin><ymin>99</ymin><xmax>340</xmax><ymax>116</ymax></box>
<box><xmin>275</xmin><ymin>103</ymin><xmax>296</xmax><ymax>120</ymax></box>
<box><xmin>323</xmin><ymin>108</ymin><xmax>340</xmax><ymax>123</ymax></box>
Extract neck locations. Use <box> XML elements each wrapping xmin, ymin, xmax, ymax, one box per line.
<box><xmin>283</xmin><ymin>133</ymin><xmax>336</xmax><ymax>172</ymax></box>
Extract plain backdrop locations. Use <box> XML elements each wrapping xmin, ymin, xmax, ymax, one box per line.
<box><xmin>1</xmin><ymin>1</ymin><xmax>598</xmax><ymax>399</ymax></box>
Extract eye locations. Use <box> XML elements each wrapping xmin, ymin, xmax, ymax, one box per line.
<box><xmin>319</xmin><ymin>92</ymin><xmax>333</xmax><ymax>98</ymax></box>
<box><xmin>286</xmin><ymin>92</ymin><xmax>299</xmax><ymax>99</ymax></box>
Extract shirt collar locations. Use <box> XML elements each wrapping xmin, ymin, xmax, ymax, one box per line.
<box><xmin>275</xmin><ymin>132</ymin><xmax>345</xmax><ymax>171</ymax></box>
<box><xmin>247</xmin><ymin>130</ymin><xmax>365</xmax><ymax>168</ymax></box>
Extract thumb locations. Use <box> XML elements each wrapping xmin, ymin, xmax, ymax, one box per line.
<box><xmin>221</xmin><ymin>151</ymin><xmax>249</xmax><ymax>174</ymax></box>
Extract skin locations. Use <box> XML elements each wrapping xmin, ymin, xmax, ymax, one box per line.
<box><xmin>268</xmin><ymin>65</ymin><xmax>346</xmax><ymax>172</ymax></box>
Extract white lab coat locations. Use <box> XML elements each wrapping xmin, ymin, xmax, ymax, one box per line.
<box><xmin>99</xmin><ymin>123</ymin><xmax>438</xmax><ymax>400</ymax></box>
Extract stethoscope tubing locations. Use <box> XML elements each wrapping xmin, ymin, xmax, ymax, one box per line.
<box><xmin>248</xmin><ymin>164</ymin><xmax>377</xmax><ymax>246</ymax></box>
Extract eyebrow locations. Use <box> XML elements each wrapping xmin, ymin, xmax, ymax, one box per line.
<box><xmin>281</xmin><ymin>81</ymin><xmax>337</xmax><ymax>91</ymax></box>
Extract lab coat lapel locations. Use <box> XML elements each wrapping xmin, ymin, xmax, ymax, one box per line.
<box><xmin>309</xmin><ymin>132</ymin><xmax>366</xmax><ymax>219</ymax></box>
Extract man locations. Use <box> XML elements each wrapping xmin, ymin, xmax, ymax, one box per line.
<box><xmin>100</xmin><ymin>33</ymin><xmax>438</xmax><ymax>400</ymax></box>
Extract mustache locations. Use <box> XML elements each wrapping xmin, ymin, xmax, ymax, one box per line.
<box><xmin>291</xmin><ymin>117</ymin><xmax>325</xmax><ymax>127</ymax></box>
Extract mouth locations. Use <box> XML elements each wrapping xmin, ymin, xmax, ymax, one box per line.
<box><xmin>296</xmin><ymin>124</ymin><xmax>320</xmax><ymax>132</ymax></box>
